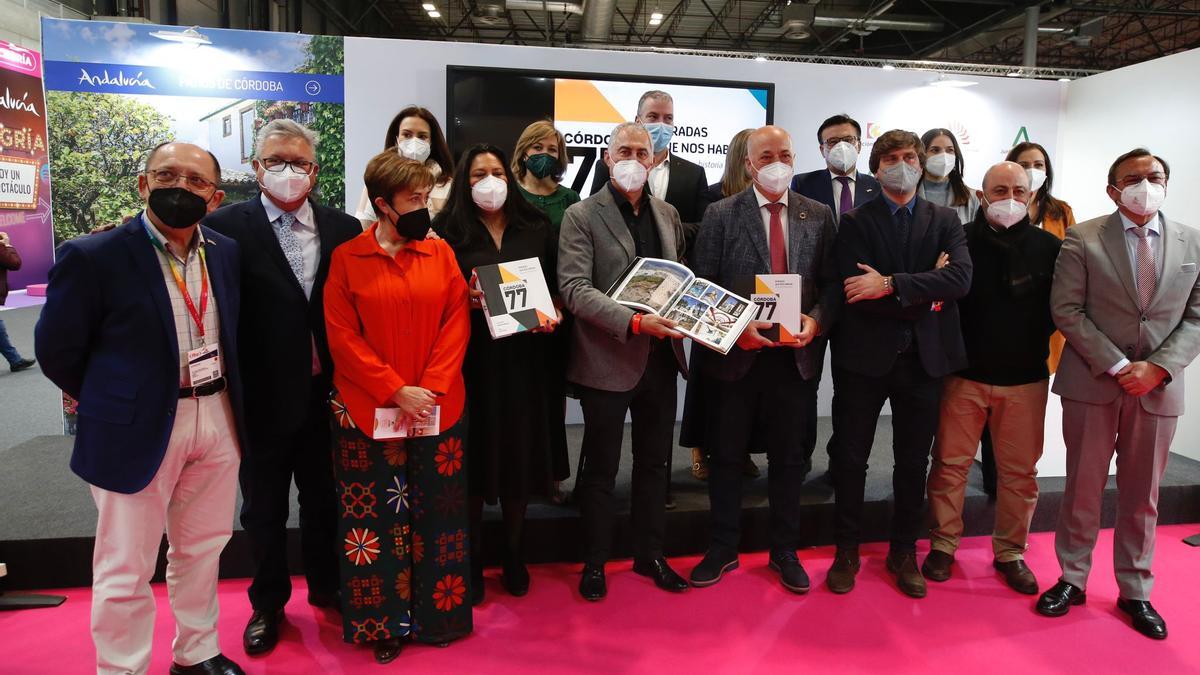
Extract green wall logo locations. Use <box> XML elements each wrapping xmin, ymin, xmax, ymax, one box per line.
<box><xmin>1011</xmin><ymin>126</ymin><xmax>1030</xmax><ymax>147</ymax></box>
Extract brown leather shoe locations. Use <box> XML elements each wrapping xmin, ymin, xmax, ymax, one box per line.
<box><xmin>994</xmin><ymin>559</ymin><xmax>1039</xmax><ymax>595</ymax></box>
<box><xmin>886</xmin><ymin>551</ymin><xmax>927</xmax><ymax>598</ymax></box>
<box><xmin>825</xmin><ymin>548</ymin><xmax>860</xmax><ymax>594</ymax></box>
<box><xmin>921</xmin><ymin>550</ymin><xmax>954</xmax><ymax>582</ymax></box>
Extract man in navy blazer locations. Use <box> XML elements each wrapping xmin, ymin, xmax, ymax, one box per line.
<box><xmin>687</xmin><ymin>126</ymin><xmax>840</xmax><ymax>594</ymax></box>
<box><xmin>825</xmin><ymin>130</ymin><xmax>972</xmax><ymax>600</ymax></box>
<box><xmin>36</xmin><ymin>142</ymin><xmax>246</xmax><ymax>675</ymax></box>
<box><xmin>204</xmin><ymin>120</ymin><xmax>360</xmax><ymax>655</ymax></box>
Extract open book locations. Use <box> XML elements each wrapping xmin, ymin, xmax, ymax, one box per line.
<box><xmin>473</xmin><ymin>257</ymin><xmax>557</xmax><ymax>339</ymax></box>
<box><xmin>606</xmin><ymin>257</ymin><xmax>755</xmax><ymax>354</ymax></box>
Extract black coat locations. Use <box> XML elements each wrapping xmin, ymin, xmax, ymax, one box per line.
<box><xmin>791</xmin><ymin>168</ymin><xmax>881</xmax><ymax>221</ymax></box>
<box><xmin>204</xmin><ymin>195</ymin><xmax>361</xmax><ymax>438</ymax></box>
<box><xmin>831</xmin><ymin>196</ymin><xmax>972</xmax><ymax>378</ymax></box>
<box><xmin>589</xmin><ymin>154</ymin><xmax>712</xmax><ymax>250</ymax></box>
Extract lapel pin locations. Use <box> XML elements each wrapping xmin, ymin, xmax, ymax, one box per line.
<box><xmin>798</xmin><ymin>211</ymin><xmax>807</xmax><ymax>220</ymax></box>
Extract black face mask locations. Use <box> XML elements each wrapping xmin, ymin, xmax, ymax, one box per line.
<box><xmin>148</xmin><ymin>187</ymin><xmax>209</xmax><ymax>230</ymax></box>
<box><xmin>388</xmin><ymin>206</ymin><xmax>431</xmax><ymax>241</ymax></box>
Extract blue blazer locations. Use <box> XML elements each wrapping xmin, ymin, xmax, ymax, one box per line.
<box><xmin>35</xmin><ymin>215</ymin><xmax>245</xmax><ymax>494</ymax></box>
<box><xmin>791</xmin><ymin>169</ymin><xmax>880</xmax><ymax>221</ymax></box>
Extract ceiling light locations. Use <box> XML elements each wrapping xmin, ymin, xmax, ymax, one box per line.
<box><xmin>928</xmin><ymin>74</ymin><xmax>977</xmax><ymax>88</ymax></box>
<box><xmin>650</xmin><ymin>11</ymin><xmax>664</xmax><ymax>20</ymax></box>
<box><xmin>1006</xmin><ymin>70</ymin><xmax>1021</xmax><ymax>77</ymax></box>
<box><xmin>881</xmin><ymin>64</ymin><xmax>895</xmax><ymax>71</ymax></box>
<box><xmin>1058</xmin><ymin>77</ymin><xmax>1071</xmax><ymax>82</ymax></box>
<box><xmin>428</xmin><ymin>10</ymin><xmax>441</xmax><ymax>17</ymax></box>
<box><xmin>148</xmin><ymin>26</ymin><xmax>211</xmax><ymax>46</ymax></box>
<box><xmin>755</xmin><ymin>56</ymin><xmax>767</xmax><ymax>62</ymax></box>
<box><xmin>422</xmin><ymin>3</ymin><xmax>436</xmax><ymax>9</ymax></box>
<box><xmin>648</xmin><ymin>18</ymin><xmax>662</xmax><ymax>25</ymax></box>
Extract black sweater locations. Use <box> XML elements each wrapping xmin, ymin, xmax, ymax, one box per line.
<box><xmin>956</xmin><ymin>213</ymin><xmax>1062</xmax><ymax>386</ymax></box>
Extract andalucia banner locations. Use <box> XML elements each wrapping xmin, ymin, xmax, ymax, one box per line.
<box><xmin>0</xmin><ymin>40</ymin><xmax>53</xmax><ymax>290</ymax></box>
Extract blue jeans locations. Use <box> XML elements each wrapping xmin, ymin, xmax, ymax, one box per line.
<box><xmin>0</xmin><ymin>316</ymin><xmax>24</xmax><ymax>365</ymax></box>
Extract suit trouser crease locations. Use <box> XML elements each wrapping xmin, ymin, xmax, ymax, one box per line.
<box><xmin>240</xmin><ymin>382</ymin><xmax>339</xmax><ymax>611</ymax></box>
<box><xmin>90</xmin><ymin>392</ymin><xmax>240</xmax><ymax>674</ymax></box>
<box><xmin>927</xmin><ymin>376</ymin><xmax>1047</xmax><ymax>561</ymax></box>
<box><xmin>1055</xmin><ymin>395</ymin><xmax>1175</xmax><ymax>600</ymax></box>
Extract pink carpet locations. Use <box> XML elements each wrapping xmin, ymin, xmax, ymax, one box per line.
<box><xmin>3</xmin><ymin>525</ymin><xmax>1199</xmax><ymax>673</ymax></box>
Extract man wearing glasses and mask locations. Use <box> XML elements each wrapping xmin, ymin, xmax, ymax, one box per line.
<box><xmin>204</xmin><ymin>120</ymin><xmax>360</xmax><ymax>655</ymax></box>
<box><xmin>791</xmin><ymin>114</ymin><xmax>880</xmax><ymax>222</ymax></box>
<box><xmin>36</xmin><ymin>142</ymin><xmax>247</xmax><ymax>674</ymax></box>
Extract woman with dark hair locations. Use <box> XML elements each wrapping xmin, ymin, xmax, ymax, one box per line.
<box><xmin>1006</xmin><ymin>140</ymin><xmax>1076</xmax><ymax>373</ymax></box>
<box><xmin>512</xmin><ymin>120</ymin><xmax>580</xmax><ymax>231</ymax></box>
<box><xmin>325</xmin><ymin>152</ymin><xmax>472</xmax><ymax>664</ymax></box>
<box><xmin>434</xmin><ymin>144</ymin><xmax>567</xmax><ymax>604</ymax></box>
<box><xmin>918</xmin><ymin>128</ymin><xmax>979</xmax><ymax>224</ymax></box>
<box><xmin>354</xmin><ymin>105</ymin><xmax>456</xmax><ymax>226</ymax></box>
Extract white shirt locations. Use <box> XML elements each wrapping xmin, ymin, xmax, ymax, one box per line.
<box><xmin>648</xmin><ymin>154</ymin><xmax>671</xmax><ymax>201</ymax></box>
<box><xmin>829</xmin><ymin>169</ymin><xmax>857</xmax><ymax>215</ymax></box>
<box><xmin>753</xmin><ymin>185</ymin><xmax>789</xmax><ymax>259</ymax></box>
<box><xmin>261</xmin><ymin>193</ymin><xmax>319</xmax><ymax>298</ymax></box>
<box><xmin>1106</xmin><ymin>211</ymin><xmax>1165</xmax><ymax>376</ymax></box>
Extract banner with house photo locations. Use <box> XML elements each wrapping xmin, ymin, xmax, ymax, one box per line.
<box><xmin>40</xmin><ymin>17</ymin><xmax>345</xmax><ymax>244</ymax></box>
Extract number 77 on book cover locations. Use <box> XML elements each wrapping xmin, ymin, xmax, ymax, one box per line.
<box><xmin>474</xmin><ymin>257</ymin><xmax>557</xmax><ymax>339</ymax></box>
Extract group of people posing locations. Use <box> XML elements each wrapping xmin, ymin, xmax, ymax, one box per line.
<box><xmin>33</xmin><ymin>89</ymin><xmax>1196</xmax><ymax>675</ymax></box>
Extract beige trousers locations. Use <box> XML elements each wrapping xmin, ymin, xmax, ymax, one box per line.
<box><xmin>90</xmin><ymin>393</ymin><xmax>240</xmax><ymax>674</ymax></box>
<box><xmin>928</xmin><ymin>376</ymin><xmax>1048</xmax><ymax>562</ymax></box>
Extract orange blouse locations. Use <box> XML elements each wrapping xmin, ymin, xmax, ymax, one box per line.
<box><xmin>324</xmin><ymin>223</ymin><xmax>470</xmax><ymax>433</ymax></box>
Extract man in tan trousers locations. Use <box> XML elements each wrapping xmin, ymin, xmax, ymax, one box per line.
<box><xmin>1036</xmin><ymin>148</ymin><xmax>1200</xmax><ymax>640</ymax></box>
<box><xmin>923</xmin><ymin>162</ymin><xmax>1062</xmax><ymax>594</ymax></box>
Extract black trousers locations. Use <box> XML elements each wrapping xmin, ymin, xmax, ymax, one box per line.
<box><xmin>831</xmin><ymin>354</ymin><xmax>942</xmax><ymax>553</ymax></box>
<box><xmin>240</xmin><ymin>381</ymin><xmax>340</xmax><ymax>611</ymax></box>
<box><xmin>575</xmin><ymin>345</ymin><xmax>677</xmax><ymax>566</ymax></box>
<box><xmin>706</xmin><ymin>349</ymin><xmax>813</xmax><ymax>554</ymax></box>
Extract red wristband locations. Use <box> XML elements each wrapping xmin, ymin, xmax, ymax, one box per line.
<box><xmin>631</xmin><ymin>313</ymin><xmax>643</xmax><ymax>335</ymax></box>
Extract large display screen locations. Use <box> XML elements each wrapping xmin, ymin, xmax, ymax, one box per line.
<box><xmin>447</xmin><ymin>66</ymin><xmax>773</xmax><ymax>195</ymax></box>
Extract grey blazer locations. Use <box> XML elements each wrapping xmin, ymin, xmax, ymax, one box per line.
<box><xmin>1051</xmin><ymin>211</ymin><xmax>1200</xmax><ymax>416</ymax></box>
<box><xmin>689</xmin><ymin>187</ymin><xmax>840</xmax><ymax>382</ymax></box>
<box><xmin>558</xmin><ymin>186</ymin><xmax>689</xmax><ymax>392</ymax></box>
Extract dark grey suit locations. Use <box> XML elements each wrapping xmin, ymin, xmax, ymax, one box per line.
<box><xmin>558</xmin><ymin>185</ymin><xmax>688</xmax><ymax>566</ymax></box>
<box><xmin>689</xmin><ymin>186</ymin><xmax>839</xmax><ymax>554</ymax></box>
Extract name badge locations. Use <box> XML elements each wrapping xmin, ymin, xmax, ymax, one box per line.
<box><xmin>373</xmin><ymin>406</ymin><xmax>440</xmax><ymax>440</ymax></box>
<box><xmin>187</xmin><ymin>344</ymin><xmax>221</xmax><ymax>386</ymax></box>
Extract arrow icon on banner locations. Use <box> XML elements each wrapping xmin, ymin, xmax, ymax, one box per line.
<box><xmin>24</xmin><ymin>197</ymin><xmax>51</xmax><ymax>224</ymax></box>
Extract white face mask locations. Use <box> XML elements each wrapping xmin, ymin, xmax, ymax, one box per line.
<box><xmin>1026</xmin><ymin>168</ymin><xmax>1047</xmax><ymax>192</ymax></box>
<box><xmin>824</xmin><ymin>141</ymin><xmax>858</xmax><ymax>174</ymax></box>
<box><xmin>879</xmin><ymin>161</ymin><xmax>922</xmax><ymax>194</ymax></box>
<box><xmin>397</xmin><ymin>137</ymin><xmax>432</xmax><ymax>163</ymax></box>
<box><xmin>753</xmin><ymin>161</ymin><xmax>793</xmax><ymax>195</ymax></box>
<box><xmin>259</xmin><ymin>167</ymin><xmax>312</xmax><ymax>204</ymax></box>
<box><xmin>1119</xmin><ymin>179</ymin><xmax>1166</xmax><ymax>217</ymax></box>
<box><xmin>925</xmin><ymin>153</ymin><xmax>956</xmax><ymax>178</ymax></box>
<box><xmin>611</xmin><ymin>159</ymin><xmax>649</xmax><ymax>192</ymax></box>
<box><xmin>984</xmin><ymin>197</ymin><xmax>1028</xmax><ymax>229</ymax></box>
<box><xmin>471</xmin><ymin>175</ymin><xmax>508</xmax><ymax>212</ymax></box>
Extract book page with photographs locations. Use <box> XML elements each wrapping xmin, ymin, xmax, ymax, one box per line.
<box><xmin>608</xmin><ymin>257</ymin><xmax>695</xmax><ymax>315</ymax></box>
<box><xmin>662</xmin><ymin>279</ymin><xmax>756</xmax><ymax>355</ymax></box>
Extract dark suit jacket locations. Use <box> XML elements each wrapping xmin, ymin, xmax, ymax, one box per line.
<box><xmin>589</xmin><ymin>155</ymin><xmax>712</xmax><ymax>248</ymax></box>
<box><xmin>35</xmin><ymin>216</ymin><xmax>244</xmax><ymax>494</ymax></box>
<box><xmin>691</xmin><ymin>187</ymin><xmax>840</xmax><ymax>383</ymax></box>
<box><xmin>204</xmin><ymin>195</ymin><xmax>360</xmax><ymax>439</ymax></box>
<box><xmin>831</xmin><ymin>196</ymin><xmax>972</xmax><ymax>378</ymax></box>
<box><xmin>0</xmin><ymin>238</ymin><xmax>19</xmax><ymax>304</ymax></box>
<box><xmin>791</xmin><ymin>169</ymin><xmax>880</xmax><ymax>221</ymax></box>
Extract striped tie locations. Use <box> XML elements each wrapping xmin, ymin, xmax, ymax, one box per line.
<box><xmin>1132</xmin><ymin>226</ymin><xmax>1156</xmax><ymax>310</ymax></box>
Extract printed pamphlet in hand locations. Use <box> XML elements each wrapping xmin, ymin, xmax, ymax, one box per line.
<box><xmin>474</xmin><ymin>257</ymin><xmax>557</xmax><ymax>339</ymax></box>
<box><xmin>746</xmin><ymin>274</ymin><xmax>803</xmax><ymax>344</ymax></box>
<box><xmin>373</xmin><ymin>406</ymin><xmax>440</xmax><ymax>440</ymax></box>
<box><xmin>606</xmin><ymin>257</ymin><xmax>755</xmax><ymax>354</ymax></box>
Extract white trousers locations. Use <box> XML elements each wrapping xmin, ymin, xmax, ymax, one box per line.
<box><xmin>90</xmin><ymin>393</ymin><xmax>240</xmax><ymax>674</ymax></box>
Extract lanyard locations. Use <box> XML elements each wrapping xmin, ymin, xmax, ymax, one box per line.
<box><xmin>145</xmin><ymin>222</ymin><xmax>210</xmax><ymax>344</ymax></box>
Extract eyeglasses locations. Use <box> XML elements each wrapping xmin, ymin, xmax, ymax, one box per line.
<box><xmin>146</xmin><ymin>168</ymin><xmax>217</xmax><ymax>193</ymax></box>
<box><xmin>822</xmin><ymin>136</ymin><xmax>860</xmax><ymax>148</ymax></box>
<box><xmin>260</xmin><ymin>158</ymin><xmax>317</xmax><ymax>175</ymax></box>
<box><xmin>1114</xmin><ymin>173</ymin><xmax>1167</xmax><ymax>188</ymax></box>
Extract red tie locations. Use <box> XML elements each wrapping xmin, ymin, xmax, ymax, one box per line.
<box><xmin>766</xmin><ymin>202</ymin><xmax>787</xmax><ymax>274</ymax></box>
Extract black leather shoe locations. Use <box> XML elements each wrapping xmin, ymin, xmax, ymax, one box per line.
<box><xmin>1117</xmin><ymin>598</ymin><xmax>1168</xmax><ymax>639</ymax></box>
<box><xmin>885</xmin><ymin>551</ymin><xmax>927</xmax><ymax>598</ymax></box>
<box><xmin>826</xmin><ymin>547</ymin><xmax>860</xmax><ymax>594</ymax></box>
<box><xmin>633</xmin><ymin>557</ymin><xmax>689</xmax><ymax>593</ymax></box>
<box><xmin>579</xmin><ymin>564</ymin><xmax>606</xmax><ymax>601</ymax></box>
<box><xmin>921</xmin><ymin>550</ymin><xmax>954</xmax><ymax>582</ymax></box>
<box><xmin>1036</xmin><ymin>581</ymin><xmax>1086</xmax><ymax>617</ymax></box>
<box><xmin>768</xmin><ymin>551</ymin><xmax>810</xmax><ymax>594</ymax></box>
<box><xmin>307</xmin><ymin>590</ymin><xmax>341</xmax><ymax>611</ymax></box>
<box><xmin>689</xmin><ymin>549</ymin><xmax>739</xmax><ymax>587</ymax></box>
<box><xmin>373</xmin><ymin>637</ymin><xmax>403</xmax><ymax>664</ymax></box>
<box><xmin>170</xmin><ymin>654</ymin><xmax>245</xmax><ymax>674</ymax></box>
<box><xmin>242</xmin><ymin>609</ymin><xmax>283</xmax><ymax>655</ymax></box>
<box><xmin>502</xmin><ymin>559</ymin><xmax>531</xmax><ymax>597</ymax></box>
<box><xmin>9</xmin><ymin>358</ymin><xmax>35</xmax><ymax>373</ymax></box>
